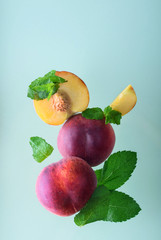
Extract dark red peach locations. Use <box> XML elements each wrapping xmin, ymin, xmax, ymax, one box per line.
<box><xmin>36</xmin><ymin>157</ymin><xmax>97</xmax><ymax>216</ymax></box>
<box><xmin>57</xmin><ymin>114</ymin><xmax>115</xmax><ymax>167</ymax></box>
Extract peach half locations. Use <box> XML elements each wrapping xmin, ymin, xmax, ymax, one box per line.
<box><xmin>110</xmin><ymin>85</ymin><xmax>137</xmax><ymax>116</ymax></box>
<box><xmin>33</xmin><ymin>71</ymin><xmax>89</xmax><ymax>125</ymax></box>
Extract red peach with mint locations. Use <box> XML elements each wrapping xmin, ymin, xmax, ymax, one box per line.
<box><xmin>57</xmin><ymin>114</ymin><xmax>115</xmax><ymax>167</ymax></box>
<box><xmin>36</xmin><ymin>156</ymin><xmax>97</xmax><ymax>216</ymax></box>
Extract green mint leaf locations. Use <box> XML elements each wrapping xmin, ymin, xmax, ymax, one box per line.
<box><xmin>27</xmin><ymin>77</ymin><xmax>52</xmax><ymax>100</ymax></box>
<box><xmin>44</xmin><ymin>70</ymin><xmax>67</xmax><ymax>83</ymax></box>
<box><xmin>105</xmin><ymin>191</ymin><xmax>141</xmax><ymax>222</ymax></box>
<box><xmin>74</xmin><ymin>186</ymin><xmax>110</xmax><ymax>226</ymax></box>
<box><xmin>47</xmin><ymin>88</ymin><xmax>55</xmax><ymax>101</ymax></box>
<box><xmin>82</xmin><ymin>108</ymin><xmax>104</xmax><ymax>120</ymax></box>
<box><xmin>96</xmin><ymin>151</ymin><xmax>137</xmax><ymax>190</ymax></box>
<box><xmin>74</xmin><ymin>186</ymin><xmax>141</xmax><ymax>226</ymax></box>
<box><xmin>94</xmin><ymin>169</ymin><xmax>102</xmax><ymax>186</ymax></box>
<box><xmin>31</xmin><ymin>83</ymin><xmax>59</xmax><ymax>100</ymax></box>
<box><xmin>27</xmin><ymin>70</ymin><xmax>67</xmax><ymax>100</ymax></box>
<box><xmin>104</xmin><ymin>106</ymin><xmax>122</xmax><ymax>125</ymax></box>
<box><xmin>44</xmin><ymin>70</ymin><xmax>56</xmax><ymax>78</ymax></box>
<box><xmin>29</xmin><ymin>136</ymin><xmax>54</xmax><ymax>163</ymax></box>
<box><xmin>81</xmin><ymin>106</ymin><xmax>122</xmax><ymax>124</ymax></box>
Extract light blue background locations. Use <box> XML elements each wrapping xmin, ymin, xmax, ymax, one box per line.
<box><xmin>1</xmin><ymin>0</ymin><xmax>161</xmax><ymax>239</ymax></box>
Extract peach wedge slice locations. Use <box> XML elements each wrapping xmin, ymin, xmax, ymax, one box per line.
<box><xmin>34</xmin><ymin>71</ymin><xmax>89</xmax><ymax>125</ymax></box>
<box><xmin>110</xmin><ymin>85</ymin><xmax>137</xmax><ymax>116</ymax></box>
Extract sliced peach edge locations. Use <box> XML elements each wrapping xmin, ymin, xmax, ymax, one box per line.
<box><xmin>110</xmin><ymin>84</ymin><xmax>137</xmax><ymax>116</ymax></box>
<box><xmin>33</xmin><ymin>71</ymin><xmax>89</xmax><ymax>125</ymax></box>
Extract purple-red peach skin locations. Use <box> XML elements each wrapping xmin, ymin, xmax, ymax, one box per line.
<box><xmin>36</xmin><ymin>157</ymin><xmax>97</xmax><ymax>216</ymax></box>
<box><xmin>57</xmin><ymin>114</ymin><xmax>115</xmax><ymax>167</ymax></box>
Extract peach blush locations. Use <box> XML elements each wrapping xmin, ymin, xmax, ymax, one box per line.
<box><xmin>36</xmin><ymin>157</ymin><xmax>97</xmax><ymax>216</ymax></box>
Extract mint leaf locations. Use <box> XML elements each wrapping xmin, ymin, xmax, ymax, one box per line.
<box><xmin>29</xmin><ymin>136</ymin><xmax>54</xmax><ymax>163</ymax></box>
<box><xmin>104</xmin><ymin>106</ymin><xmax>122</xmax><ymax>125</ymax></box>
<box><xmin>74</xmin><ymin>186</ymin><xmax>141</xmax><ymax>226</ymax></box>
<box><xmin>105</xmin><ymin>191</ymin><xmax>141</xmax><ymax>222</ymax></box>
<box><xmin>31</xmin><ymin>83</ymin><xmax>59</xmax><ymax>101</ymax></box>
<box><xmin>96</xmin><ymin>151</ymin><xmax>137</xmax><ymax>190</ymax></box>
<box><xmin>82</xmin><ymin>108</ymin><xmax>104</xmax><ymax>120</ymax></box>
<box><xmin>27</xmin><ymin>70</ymin><xmax>67</xmax><ymax>100</ymax></box>
<box><xmin>74</xmin><ymin>186</ymin><xmax>110</xmax><ymax>226</ymax></box>
<box><xmin>81</xmin><ymin>106</ymin><xmax>121</xmax><ymax>125</ymax></box>
<box><xmin>44</xmin><ymin>70</ymin><xmax>67</xmax><ymax>83</ymax></box>
<box><xmin>44</xmin><ymin>70</ymin><xmax>57</xmax><ymax>78</ymax></box>
<box><xmin>94</xmin><ymin>169</ymin><xmax>102</xmax><ymax>186</ymax></box>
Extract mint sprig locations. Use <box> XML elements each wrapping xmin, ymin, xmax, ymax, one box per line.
<box><xmin>96</xmin><ymin>151</ymin><xmax>137</xmax><ymax>190</ymax></box>
<box><xmin>82</xmin><ymin>106</ymin><xmax>122</xmax><ymax>125</ymax></box>
<box><xmin>104</xmin><ymin>106</ymin><xmax>122</xmax><ymax>125</ymax></box>
<box><xmin>74</xmin><ymin>186</ymin><xmax>141</xmax><ymax>226</ymax></box>
<box><xmin>27</xmin><ymin>70</ymin><xmax>67</xmax><ymax>100</ymax></box>
<box><xmin>29</xmin><ymin>136</ymin><xmax>54</xmax><ymax>162</ymax></box>
<box><xmin>74</xmin><ymin>150</ymin><xmax>141</xmax><ymax>226</ymax></box>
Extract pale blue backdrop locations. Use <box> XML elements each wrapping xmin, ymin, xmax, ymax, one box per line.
<box><xmin>1</xmin><ymin>0</ymin><xmax>161</xmax><ymax>239</ymax></box>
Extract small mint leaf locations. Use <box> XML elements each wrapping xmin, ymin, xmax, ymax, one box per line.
<box><xmin>44</xmin><ymin>70</ymin><xmax>67</xmax><ymax>83</ymax></box>
<box><xmin>27</xmin><ymin>77</ymin><xmax>53</xmax><ymax>100</ymax></box>
<box><xmin>104</xmin><ymin>106</ymin><xmax>122</xmax><ymax>125</ymax></box>
<box><xmin>29</xmin><ymin>136</ymin><xmax>54</xmax><ymax>163</ymax></box>
<box><xmin>74</xmin><ymin>186</ymin><xmax>141</xmax><ymax>226</ymax></box>
<box><xmin>27</xmin><ymin>70</ymin><xmax>67</xmax><ymax>100</ymax></box>
<box><xmin>82</xmin><ymin>108</ymin><xmax>104</xmax><ymax>120</ymax></box>
<box><xmin>95</xmin><ymin>151</ymin><xmax>137</xmax><ymax>190</ymax></box>
<box><xmin>44</xmin><ymin>70</ymin><xmax>56</xmax><ymax>78</ymax></box>
<box><xmin>28</xmin><ymin>83</ymin><xmax>59</xmax><ymax>100</ymax></box>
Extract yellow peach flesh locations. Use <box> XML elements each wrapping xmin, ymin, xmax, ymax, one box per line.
<box><xmin>56</xmin><ymin>71</ymin><xmax>89</xmax><ymax>112</ymax></box>
<box><xmin>33</xmin><ymin>96</ymin><xmax>69</xmax><ymax>125</ymax></box>
<box><xmin>110</xmin><ymin>85</ymin><xmax>137</xmax><ymax>116</ymax></box>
